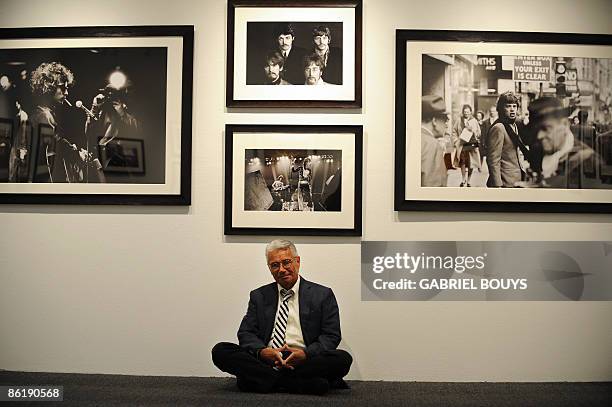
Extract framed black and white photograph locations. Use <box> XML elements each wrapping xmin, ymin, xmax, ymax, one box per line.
<box><xmin>0</xmin><ymin>25</ymin><xmax>193</xmax><ymax>205</ymax></box>
<box><xmin>225</xmin><ymin>124</ymin><xmax>362</xmax><ymax>235</ymax></box>
<box><xmin>99</xmin><ymin>138</ymin><xmax>145</xmax><ymax>175</ymax></box>
<box><xmin>395</xmin><ymin>30</ymin><xmax>612</xmax><ymax>213</ymax></box>
<box><xmin>227</xmin><ymin>0</ymin><xmax>362</xmax><ymax>108</ymax></box>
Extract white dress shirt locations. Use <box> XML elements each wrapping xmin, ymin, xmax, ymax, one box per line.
<box><xmin>268</xmin><ymin>276</ymin><xmax>305</xmax><ymax>349</ymax></box>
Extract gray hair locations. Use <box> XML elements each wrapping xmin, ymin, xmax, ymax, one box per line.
<box><xmin>265</xmin><ymin>239</ymin><xmax>298</xmax><ymax>260</ymax></box>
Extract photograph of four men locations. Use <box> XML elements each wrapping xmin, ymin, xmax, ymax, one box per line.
<box><xmin>246</xmin><ymin>22</ymin><xmax>343</xmax><ymax>86</ymax></box>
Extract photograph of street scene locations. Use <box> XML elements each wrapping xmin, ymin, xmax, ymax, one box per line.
<box><xmin>244</xmin><ymin>149</ymin><xmax>342</xmax><ymax>212</ymax></box>
<box><xmin>420</xmin><ymin>54</ymin><xmax>612</xmax><ymax>189</ymax></box>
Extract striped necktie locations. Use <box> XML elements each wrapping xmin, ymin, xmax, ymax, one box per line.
<box><xmin>270</xmin><ymin>288</ymin><xmax>294</xmax><ymax>349</ymax></box>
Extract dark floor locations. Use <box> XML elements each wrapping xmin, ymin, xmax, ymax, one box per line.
<box><xmin>1</xmin><ymin>370</ymin><xmax>610</xmax><ymax>406</ymax></box>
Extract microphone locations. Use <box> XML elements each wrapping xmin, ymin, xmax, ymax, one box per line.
<box><xmin>75</xmin><ymin>100</ymin><xmax>97</xmax><ymax>120</ymax></box>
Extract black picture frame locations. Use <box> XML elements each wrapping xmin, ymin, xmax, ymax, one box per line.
<box><xmin>395</xmin><ymin>29</ymin><xmax>612</xmax><ymax>213</ymax></box>
<box><xmin>226</xmin><ymin>0</ymin><xmax>362</xmax><ymax>108</ymax></box>
<box><xmin>0</xmin><ymin>25</ymin><xmax>193</xmax><ymax>205</ymax></box>
<box><xmin>225</xmin><ymin>124</ymin><xmax>363</xmax><ymax>236</ymax></box>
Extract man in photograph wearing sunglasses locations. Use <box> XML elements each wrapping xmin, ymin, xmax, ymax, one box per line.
<box><xmin>212</xmin><ymin>239</ymin><xmax>352</xmax><ymax>395</ymax></box>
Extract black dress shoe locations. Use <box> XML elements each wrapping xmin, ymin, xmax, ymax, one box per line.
<box><xmin>329</xmin><ymin>377</ymin><xmax>350</xmax><ymax>389</ymax></box>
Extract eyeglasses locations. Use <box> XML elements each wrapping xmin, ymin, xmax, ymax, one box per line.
<box><xmin>268</xmin><ymin>258</ymin><xmax>294</xmax><ymax>271</ymax></box>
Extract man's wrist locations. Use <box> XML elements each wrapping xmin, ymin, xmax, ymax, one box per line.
<box><xmin>256</xmin><ymin>347</ymin><xmax>266</xmax><ymax>360</ymax></box>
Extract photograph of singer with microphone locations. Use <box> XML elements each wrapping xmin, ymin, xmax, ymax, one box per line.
<box><xmin>28</xmin><ymin>61</ymin><xmax>97</xmax><ymax>183</ymax></box>
<box><xmin>0</xmin><ymin>46</ymin><xmax>167</xmax><ymax>184</ymax></box>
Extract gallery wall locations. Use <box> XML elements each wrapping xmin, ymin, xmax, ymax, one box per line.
<box><xmin>1</xmin><ymin>0</ymin><xmax>611</xmax><ymax>381</ymax></box>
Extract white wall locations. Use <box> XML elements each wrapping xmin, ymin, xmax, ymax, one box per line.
<box><xmin>1</xmin><ymin>0</ymin><xmax>611</xmax><ymax>382</ymax></box>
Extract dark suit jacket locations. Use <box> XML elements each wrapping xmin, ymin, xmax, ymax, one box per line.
<box><xmin>322</xmin><ymin>47</ymin><xmax>343</xmax><ymax>85</ymax></box>
<box><xmin>281</xmin><ymin>46</ymin><xmax>307</xmax><ymax>85</ymax></box>
<box><xmin>237</xmin><ymin>277</ymin><xmax>341</xmax><ymax>358</ymax></box>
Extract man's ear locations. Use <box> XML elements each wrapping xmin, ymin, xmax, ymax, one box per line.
<box><xmin>294</xmin><ymin>256</ymin><xmax>300</xmax><ymax>266</ymax></box>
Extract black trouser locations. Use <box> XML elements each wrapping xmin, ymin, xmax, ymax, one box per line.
<box><xmin>211</xmin><ymin>342</ymin><xmax>352</xmax><ymax>393</ymax></box>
